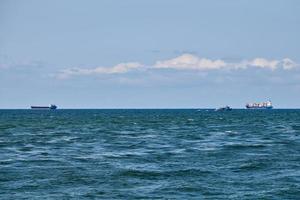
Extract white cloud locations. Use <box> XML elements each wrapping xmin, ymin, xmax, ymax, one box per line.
<box><xmin>154</xmin><ymin>54</ymin><xmax>299</xmax><ymax>71</ymax></box>
<box><xmin>154</xmin><ymin>54</ymin><xmax>227</xmax><ymax>70</ymax></box>
<box><xmin>249</xmin><ymin>58</ymin><xmax>279</xmax><ymax>70</ymax></box>
<box><xmin>153</xmin><ymin>54</ymin><xmax>295</xmax><ymax>71</ymax></box>
<box><xmin>281</xmin><ymin>58</ymin><xmax>298</xmax><ymax>70</ymax></box>
<box><xmin>56</xmin><ymin>54</ymin><xmax>298</xmax><ymax>78</ymax></box>
<box><xmin>57</xmin><ymin>62</ymin><xmax>143</xmax><ymax>79</ymax></box>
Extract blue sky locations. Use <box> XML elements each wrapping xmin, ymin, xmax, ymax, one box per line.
<box><xmin>1</xmin><ymin>0</ymin><xmax>300</xmax><ymax>108</ymax></box>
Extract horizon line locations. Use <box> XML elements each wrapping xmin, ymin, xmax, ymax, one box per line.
<box><xmin>1</xmin><ymin>107</ymin><xmax>300</xmax><ymax>110</ymax></box>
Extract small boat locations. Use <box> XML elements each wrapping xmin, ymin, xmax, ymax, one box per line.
<box><xmin>215</xmin><ymin>106</ymin><xmax>232</xmax><ymax>111</ymax></box>
<box><xmin>31</xmin><ymin>104</ymin><xmax>57</xmax><ymax>110</ymax></box>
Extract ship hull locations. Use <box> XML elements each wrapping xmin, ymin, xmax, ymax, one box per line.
<box><xmin>31</xmin><ymin>105</ymin><xmax>57</xmax><ymax>110</ymax></box>
<box><xmin>31</xmin><ymin>107</ymin><xmax>54</xmax><ymax>110</ymax></box>
<box><xmin>246</xmin><ymin>106</ymin><xmax>273</xmax><ymax>109</ymax></box>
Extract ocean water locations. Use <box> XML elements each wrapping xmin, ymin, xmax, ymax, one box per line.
<box><xmin>0</xmin><ymin>109</ymin><xmax>300</xmax><ymax>199</ymax></box>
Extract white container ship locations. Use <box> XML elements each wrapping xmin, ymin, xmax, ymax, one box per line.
<box><xmin>246</xmin><ymin>100</ymin><xmax>273</xmax><ymax>109</ymax></box>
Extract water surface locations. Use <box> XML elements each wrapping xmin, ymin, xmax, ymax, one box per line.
<box><xmin>0</xmin><ymin>109</ymin><xmax>299</xmax><ymax>199</ymax></box>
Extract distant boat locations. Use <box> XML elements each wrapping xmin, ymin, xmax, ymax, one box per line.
<box><xmin>215</xmin><ymin>106</ymin><xmax>232</xmax><ymax>111</ymax></box>
<box><xmin>31</xmin><ymin>104</ymin><xmax>57</xmax><ymax>110</ymax></box>
<box><xmin>246</xmin><ymin>100</ymin><xmax>273</xmax><ymax>109</ymax></box>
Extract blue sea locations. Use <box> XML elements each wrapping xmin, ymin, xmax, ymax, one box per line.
<box><xmin>0</xmin><ymin>109</ymin><xmax>300</xmax><ymax>199</ymax></box>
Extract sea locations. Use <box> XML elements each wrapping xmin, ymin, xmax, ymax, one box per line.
<box><xmin>0</xmin><ymin>109</ymin><xmax>299</xmax><ymax>199</ymax></box>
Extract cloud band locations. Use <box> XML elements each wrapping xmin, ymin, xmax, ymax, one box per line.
<box><xmin>57</xmin><ymin>54</ymin><xmax>298</xmax><ymax>78</ymax></box>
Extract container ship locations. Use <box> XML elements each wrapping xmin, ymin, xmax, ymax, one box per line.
<box><xmin>246</xmin><ymin>100</ymin><xmax>273</xmax><ymax>109</ymax></box>
<box><xmin>31</xmin><ymin>104</ymin><xmax>57</xmax><ymax>110</ymax></box>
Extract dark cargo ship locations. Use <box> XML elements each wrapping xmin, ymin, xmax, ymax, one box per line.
<box><xmin>31</xmin><ymin>104</ymin><xmax>57</xmax><ymax>110</ymax></box>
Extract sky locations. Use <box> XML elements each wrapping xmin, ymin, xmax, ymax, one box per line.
<box><xmin>1</xmin><ymin>0</ymin><xmax>300</xmax><ymax>108</ymax></box>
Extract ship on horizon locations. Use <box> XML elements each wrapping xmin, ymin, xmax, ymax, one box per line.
<box><xmin>215</xmin><ymin>105</ymin><xmax>232</xmax><ymax>111</ymax></box>
<box><xmin>31</xmin><ymin>104</ymin><xmax>57</xmax><ymax>110</ymax></box>
<box><xmin>246</xmin><ymin>100</ymin><xmax>273</xmax><ymax>109</ymax></box>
